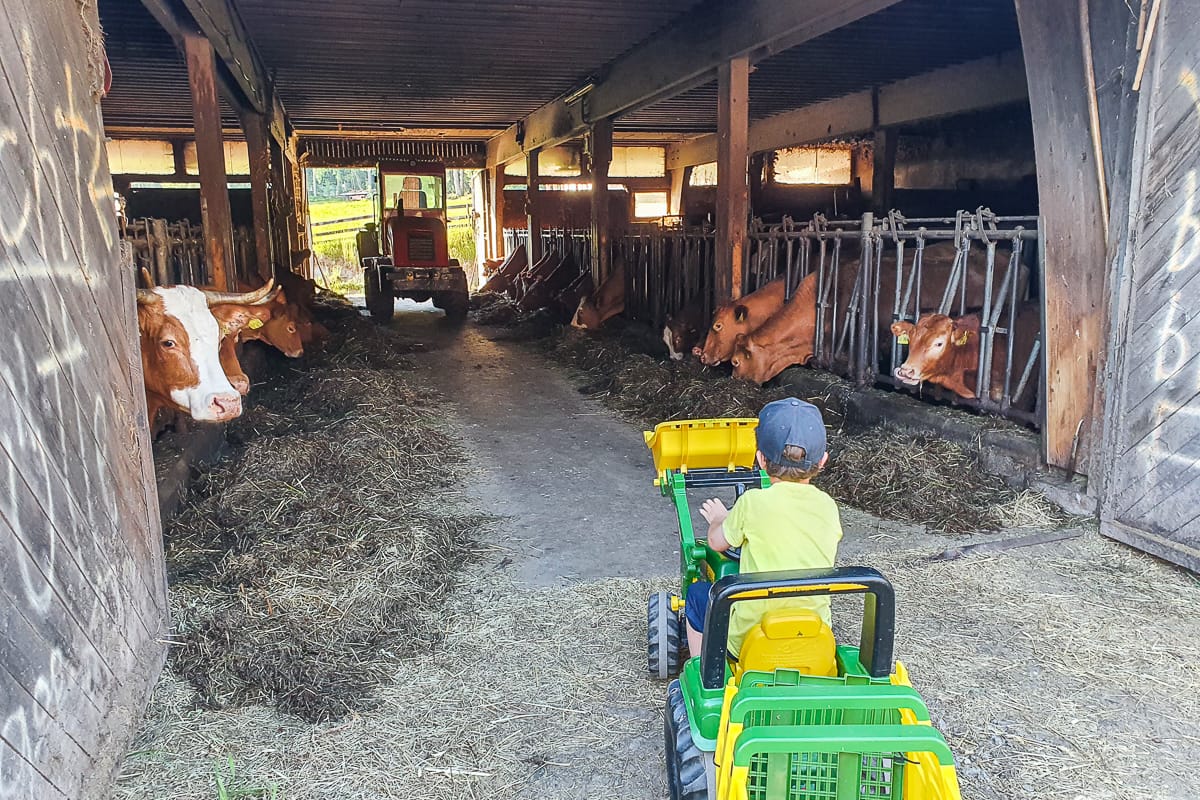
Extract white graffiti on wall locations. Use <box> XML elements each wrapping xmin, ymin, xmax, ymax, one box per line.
<box><xmin>0</xmin><ymin>19</ymin><xmax>154</xmax><ymax>800</ymax></box>
<box><xmin>1143</xmin><ymin>69</ymin><xmax>1200</xmax><ymax>474</ymax></box>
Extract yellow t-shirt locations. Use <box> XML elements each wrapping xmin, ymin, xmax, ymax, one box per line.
<box><xmin>723</xmin><ymin>481</ymin><xmax>842</xmax><ymax>656</ymax></box>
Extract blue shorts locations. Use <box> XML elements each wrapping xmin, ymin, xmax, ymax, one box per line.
<box><xmin>684</xmin><ymin>581</ymin><xmax>713</xmax><ymax>632</ymax></box>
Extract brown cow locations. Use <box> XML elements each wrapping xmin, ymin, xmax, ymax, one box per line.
<box><xmin>519</xmin><ymin>253</ymin><xmax>582</xmax><ymax>313</ymax></box>
<box><xmin>236</xmin><ymin>282</ymin><xmax>306</xmax><ymax>357</ymax></box>
<box><xmin>572</xmin><ymin>256</ymin><xmax>626</xmax><ymax>330</ymax></box>
<box><xmin>552</xmin><ymin>271</ymin><xmax>594</xmax><ymax>323</ymax></box>
<box><xmin>211</xmin><ymin>303</ymin><xmax>275</xmax><ymax>395</ymax></box>
<box><xmin>514</xmin><ymin>250</ymin><xmax>563</xmax><ymax>304</ymax></box>
<box><xmin>137</xmin><ymin>281</ymin><xmax>276</xmax><ymax>424</ymax></box>
<box><xmin>730</xmin><ymin>273</ymin><xmax>819</xmax><ymax>384</ymax></box>
<box><xmin>663</xmin><ymin>299</ymin><xmax>707</xmax><ymax>362</ymax></box>
<box><xmin>890</xmin><ymin>304</ymin><xmax>1040</xmax><ymax>406</ymax></box>
<box><xmin>696</xmin><ymin>278</ymin><xmax>787</xmax><ymax>365</ymax></box>
<box><xmin>479</xmin><ymin>245</ymin><xmax>529</xmax><ymax>295</ymax></box>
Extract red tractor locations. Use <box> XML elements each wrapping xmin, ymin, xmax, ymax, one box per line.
<box><xmin>357</xmin><ymin>161</ymin><xmax>469</xmax><ymax>322</ymax></box>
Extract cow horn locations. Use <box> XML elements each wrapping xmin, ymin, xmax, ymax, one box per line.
<box><xmin>136</xmin><ymin>288</ymin><xmax>160</xmax><ymax>305</ymax></box>
<box><xmin>202</xmin><ymin>278</ymin><xmax>276</xmax><ymax>307</ymax></box>
<box><xmin>139</xmin><ymin>268</ymin><xmax>155</xmax><ymax>289</ymax></box>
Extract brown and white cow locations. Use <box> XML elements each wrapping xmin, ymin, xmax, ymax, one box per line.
<box><xmin>137</xmin><ymin>281</ymin><xmax>276</xmax><ymax>424</ymax></box>
<box><xmin>730</xmin><ymin>273</ymin><xmax>819</xmax><ymax>384</ymax></box>
<box><xmin>696</xmin><ymin>278</ymin><xmax>787</xmax><ymax>366</ymax></box>
<box><xmin>572</xmin><ymin>256</ymin><xmax>627</xmax><ymax>330</ymax></box>
<box><xmin>890</xmin><ymin>304</ymin><xmax>1039</xmax><ymax>406</ymax></box>
<box><xmin>663</xmin><ymin>299</ymin><xmax>707</xmax><ymax>361</ymax></box>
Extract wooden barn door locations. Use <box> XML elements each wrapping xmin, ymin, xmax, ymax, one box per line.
<box><xmin>1100</xmin><ymin>1</ymin><xmax>1200</xmax><ymax>571</ymax></box>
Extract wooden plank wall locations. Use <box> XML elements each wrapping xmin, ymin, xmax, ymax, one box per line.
<box><xmin>1100</xmin><ymin>0</ymin><xmax>1200</xmax><ymax>570</ymax></box>
<box><xmin>0</xmin><ymin>0</ymin><xmax>167</xmax><ymax>796</ymax></box>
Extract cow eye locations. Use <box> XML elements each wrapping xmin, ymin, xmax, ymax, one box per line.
<box><xmin>161</xmin><ymin>339</ymin><xmax>176</xmax><ymax>349</ymax></box>
<box><xmin>934</xmin><ymin>340</ymin><xmax>944</xmax><ymax>348</ymax></box>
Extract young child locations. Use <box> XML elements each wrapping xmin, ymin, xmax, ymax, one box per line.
<box><xmin>684</xmin><ymin>397</ymin><xmax>842</xmax><ymax>658</ymax></box>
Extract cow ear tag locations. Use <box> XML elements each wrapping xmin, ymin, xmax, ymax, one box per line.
<box><xmin>897</xmin><ymin>333</ymin><xmax>910</xmax><ymax>345</ymax></box>
<box><xmin>954</xmin><ymin>331</ymin><xmax>970</xmax><ymax>345</ymax></box>
<box><xmin>248</xmin><ymin>318</ymin><xmax>264</xmax><ymax>330</ymax></box>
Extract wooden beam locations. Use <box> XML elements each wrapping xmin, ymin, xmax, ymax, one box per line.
<box><xmin>871</xmin><ymin>127</ymin><xmax>897</xmax><ymax>213</ymax></box>
<box><xmin>716</xmin><ymin>56</ymin><xmax>750</xmax><ymax>302</ymax></box>
<box><xmin>487</xmin><ymin>166</ymin><xmax>505</xmax><ymax>258</ymax></box>
<box><xmin>185</xmin><ymin>32</ymin><xmax>234</xmax><ymax>291</ymax></box>
<box><xmin>1013</xmin><ymin>0</ymin><xmax>1107</xmax><ymax>472</ymax></box>
<box><xmin>525</xmin><ymin>150</ymin><xmax>542</xmax><ymax>264</ymax></box>
<box><xmin>487</xmin><ymin>0</ymin><xmax>903</xmax><ymax>166</ymax></box>
<box><xmin>668</xmin><ymin>166</ymin><xmax>691</xmax><ymax>216</ymax></box>
<box><xmin>139</xmin><ymin>0</ymin><xmax>288</xmax><ymax>146</ymax></box>
<box><xmin>269</xmin><ymin>138</ymin><xmax>296</xmax><ymax>277</ymax></box>
<box><xmin>666</xmin><ymin>50</ymin><xmax>1029</xmax><ymax>170</ymax></box>
<box><xmin>590</xmin><ymin>119</ymin><xmax>614</xmax><ymax>283</ymax></box>
<box><xmin>239</xmin><ymin>107</ymin><xmax>273</xmax><ymax>282</ymax></box>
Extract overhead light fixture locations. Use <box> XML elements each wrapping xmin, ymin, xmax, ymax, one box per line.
<box><xmin>563</xmin><ymin>81</ymin><xmax>596</xmax><ymax>105</ymax></box>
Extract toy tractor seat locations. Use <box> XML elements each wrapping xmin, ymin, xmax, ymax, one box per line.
<box><xmin>735</xmin><ymin>609</ymin><xmax>838</xmax><ymax>679</ymax></box>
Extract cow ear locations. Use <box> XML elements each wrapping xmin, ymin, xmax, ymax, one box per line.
<box><xmin>891</xmin><ymin>321</ymin><xmax>915</xmax><ymax>343</ymax></box>
<box><xmin>733</xmin><ymin>305</ymin><xmax>749</xmax><ymax>323</ymax></box>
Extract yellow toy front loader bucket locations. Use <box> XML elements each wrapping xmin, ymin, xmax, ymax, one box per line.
<box><xmin>643</xmin><ymin>418</ymin><xmax>759</xmax><ymax>478</ymax></box>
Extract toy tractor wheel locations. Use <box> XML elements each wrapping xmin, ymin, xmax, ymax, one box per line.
<box><xmin>647</xmin><ymin>591</ymin><xmax>683</xmax><ymax>678</ymax></box>
<box><xmin>364</xmin><ymin>264</ymin><xmax>394</xmax><ymax>322</ymax></box>
<box><xmin>665</xmin><ymin>679</ymin><xmax>714</xmax><ymax>800</ymax></box>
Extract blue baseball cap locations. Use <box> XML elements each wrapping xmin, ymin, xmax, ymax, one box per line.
<box><xmin>756</xmin><ymin>398</ymin><xmax>827</xmax><ymax>470</ymax></box>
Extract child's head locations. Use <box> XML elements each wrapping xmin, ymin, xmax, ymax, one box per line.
<box><xmin>755</xmin><ymin>398</ymin><xmax>828</xmax><ymax>482</ymax></box>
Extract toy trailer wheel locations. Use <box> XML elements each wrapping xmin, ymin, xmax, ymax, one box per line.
<box><xmin>647</xmin><ymin>591</ymin><xmax>683</xmax><ymax>678</ymax></box>
<box><xmin>364</xmin><ymin>263</ymin><xmax>394</xmax><ymax>322</ymax></box>
<box><xmin>665</xmin><ymin>679</ymin><xmax>714</xmax><ymax>800</ymax></box>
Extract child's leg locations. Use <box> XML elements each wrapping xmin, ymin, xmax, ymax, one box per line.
<box><xmin>684</xmin><ymin>581</ymin><xmax>713</xmax><ymax>656</ymax></box>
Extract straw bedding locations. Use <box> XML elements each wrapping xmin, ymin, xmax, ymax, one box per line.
<box><xmin>160</xmin><ymin>301</ymin><xmax>493</xmax><ymax>723</ymax></box>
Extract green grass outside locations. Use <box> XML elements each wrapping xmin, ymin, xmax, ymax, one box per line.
<box><xmin>309</xmin><ymin>197</ymin><xmax>374</xmax><ymax>224</ymax></box>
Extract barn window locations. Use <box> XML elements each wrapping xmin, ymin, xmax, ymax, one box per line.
<box><xmin>610</xmin><ymin>146</ymin><xmax>665</xmax><ymax>178</ymax></box>
<box><xmin>504</xmin><ymin>145</ymin><xmax>581</xmax><ymax>177</ymax></box>
<box><xmin>633</xmin><ymin>191</ymin><xmax>669</xmax><ymax>218</ymax></box>
<box><xmin>105</xmin><ymin>139</ymin><xmax>174</xmax><ymax>175</ymax></box>
<box><xmin>183</xmin><ymin>141</ymin><xmax>250</xmax><ymax>176</ymax></box>
<box><xmin>689</xmin><ymin>162</ymin><xmax>717</xmax><ymax>186</ymax></box>
<box><xmin>772</xmin><ymin>146</ymin><xmax>852</xmax><ymax>185</ymax></box>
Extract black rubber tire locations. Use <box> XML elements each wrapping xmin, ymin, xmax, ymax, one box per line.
<box><xmin>665</xmin><ymin>679</ymin><xmax>715</xmax><ymax>800</ymax></box>
<box><xmin>364</xmin><ymin>265</ymin><xmax>394</xmax><ymax>322</ymax></box>
<box><xmin>439</xmin><ymin>292</ymin><xmax>469</xmax><ymax>323</ymax></box>
<box><xmin>648</xmin><ymin>591</ymin><xmax>683</xmax><ymax>679</ymax></box>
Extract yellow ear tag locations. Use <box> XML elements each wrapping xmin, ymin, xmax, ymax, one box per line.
<box><xmin>897</xmin><ymin>333</ymin><xmax>910</xmax><ymax>345</ymax></box>
<box><xmin>955</xmin><ymin>331</ymin><xmax>970</xmax><ymax>345</ymax></box>
<box><xmin>247</xmin><ymin>318</ymin><xmax>264</xmax><ymax>330</ymax></box>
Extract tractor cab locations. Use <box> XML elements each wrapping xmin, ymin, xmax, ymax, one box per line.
<box><xmin>358</xmin><ymin>161</ymin><xmax>468</xmax><ymax>323</ymax></box>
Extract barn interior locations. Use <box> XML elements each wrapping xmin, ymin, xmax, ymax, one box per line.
<box><xmin>7</xmin><ymin>0</ymin><xmax>1200</xmax><ymax>798</ymax></box>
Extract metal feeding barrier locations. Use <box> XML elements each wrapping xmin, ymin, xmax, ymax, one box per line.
<box><xmin>503</xmin><ymin>227</ymin><xmax>592</xmax><ymax>270</ymax></box>
<box><xmin>501</xmin><ymin>208</ymin><xmax>1042</xmax><ymax>426</ymax></box>
<box><xmin>746</xmin><ymin>209</ymin><xmax>1042</xmax><ymax>424</ymax></box>
<box><xmin>123</xmin><ymin>217</ymin><xmax>258</xmax><ymax>288</ymax></box>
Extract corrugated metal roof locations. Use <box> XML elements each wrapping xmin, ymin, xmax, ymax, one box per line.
<box><xmin>100</xmin><ymin>0</ymin><xmax>1021</xmax><ymax>135</ymax></box>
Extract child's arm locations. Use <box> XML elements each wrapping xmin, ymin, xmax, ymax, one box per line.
<box><xmin>700</xmin><ymin>498</ymin><xmax>732</xmax><ymax>551</ymax></box>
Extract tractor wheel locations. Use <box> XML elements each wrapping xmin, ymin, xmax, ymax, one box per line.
<box><xmin>438</xmin><ymin>292</ymin><xmax>469</xmax><ymax>323</ymax></box>
<box><xmin>364</xmin><ymin>266</ymin><xmax>394</xmax><ymax>322</ymax></box>
<box><xmin>648</xmin><ymin>591</ymin><xmax>683</xmax><ymax>679</ymax></box>
<box><xmin>665</xmin><ymin>679</ymin><xmax>715</xmax><ymax>800</ymax></box>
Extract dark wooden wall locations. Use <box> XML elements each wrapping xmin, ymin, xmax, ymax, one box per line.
<box><xmin>0</xmin><ymin>0</ymin><xmax>167</xmax><ymax>796</ymax></box>
<box><xmin>1099</xmin><ymin>0</ymin><xmax>1200</xmax><ymax>571</ymax></box>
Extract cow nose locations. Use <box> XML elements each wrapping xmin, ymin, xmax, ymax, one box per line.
<box><xmin>209</xmin><ymin>392</ymin><xmax>242</xmax><ymax>420</ymax></box>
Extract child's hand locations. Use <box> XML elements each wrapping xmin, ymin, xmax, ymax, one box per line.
<box><xmin>700</xmin><ymin>498</ymin><xmax>729</xmax><ymax>525</ymax></box>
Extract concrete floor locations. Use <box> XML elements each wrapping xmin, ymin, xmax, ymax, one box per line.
<box><xmin>389</xmin><ymin>300</ymin><xmax>680</xmax><ymax>588</ymax></box>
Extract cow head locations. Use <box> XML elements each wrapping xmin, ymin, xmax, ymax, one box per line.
<box><xmin>137</xmin><ymin>281</ymin><xmax>277</xmax><ymax>423</ymax></box>
<box><xmin>662</xmin><ymin>315</ymin><xmax>701</xmax><ymax>362</ymax></box>
<box><xmin>698</xmin><ymin>302</ymin><xmax>750</xmax><ymax>365</ymax></box>
<box><xmin>572</xmin><ymin>296</ymin><xmax>606</xmax><ymax>330</ymax></box>
<box><xmin>891</xmin><ymin>314</ymin><xmax>978</xmax><ymax>388</ymax></box>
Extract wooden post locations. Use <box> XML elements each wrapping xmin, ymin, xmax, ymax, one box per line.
<box><xmin>871</xmin><ymin>128</ymin><xmax>897</xmax><ymax>214</ymax></box>
<box><xmin>749</xmin><ymin>152</ymin><xmax>768</xmax><ymax>218</ymax></box>
<box><xmin>590</xmin><ymin>118</ymin><xmax>613</xmax><ymax>283</ymax></box>
<box><xmin>525</xmin><ymin>149</ymin><xmax>542</xmax><ymax>263</ymax></box>
<box><xmin>184</xmin><ymin>32</ymin><xmax>235</xmax><ymax>290</ymax></box>
<box><xmin>239</xmin><ymin>107</ymin><xmax>273</xmax><ymax>283</ymax></box>
<box><xmin>1014</xmin><ymin>0</ymin><xmax>1109</xmax><ymax>472</ymax></box>
<box><xmin>668</xmin><ymin>166</ymin><xmax>692</xmax><ymax>217</ymax></box>
<box><xmin>268</xmin><ymin>138</ymin><xmax>294</xmax><ymax>278</ymax></box>
<box><xmin>716</xmin><ymin>55</ymin><xmax>750</xmax><ymax>301</ymax></box>
<box><xmin>488</xmin><ymin>165</ymin><xmax>506</xmax><ymax>258</ymax></box>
